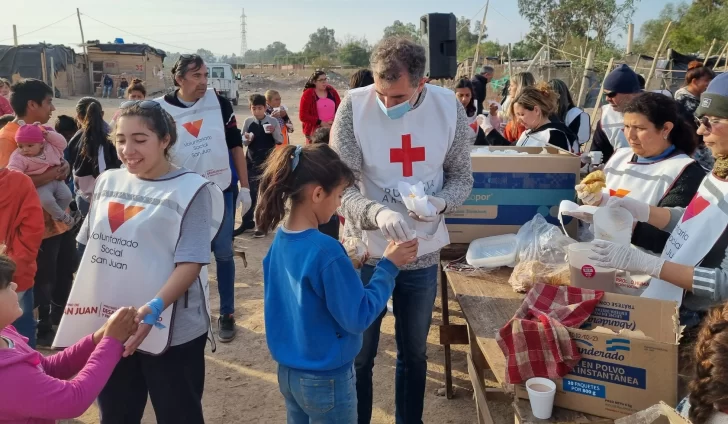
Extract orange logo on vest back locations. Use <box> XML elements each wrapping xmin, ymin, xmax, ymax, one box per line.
<box><xmin>182</xmin><ymin>119</ymin><xmax>204</xmax><ymax>138</ymax></box>
<box><xmin>108</xmin><ymin>202</ymin><xmax>144</xmax><ymax>233</ymax></box>
<box><xmin>609</xmin><ymin>189</ymin><xmax>631</xmax><ymax>198</ymax></box>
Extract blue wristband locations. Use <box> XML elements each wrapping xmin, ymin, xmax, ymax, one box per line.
<box><xmin>141</xmin><ymin>297</ymin><xmax>166</xmax><ymax>329</ymax></box>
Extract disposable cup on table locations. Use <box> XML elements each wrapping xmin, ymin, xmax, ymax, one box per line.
<box><xmin>525</xmin><ymin>377</ymin><xmax>557</xmax><ymax>419</ymax></box>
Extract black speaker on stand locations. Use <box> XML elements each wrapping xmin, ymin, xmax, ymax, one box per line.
<box><xmin>420</xmin><ymin>13</ymin><xmax>457</xmax><ymax>80</ymax></box>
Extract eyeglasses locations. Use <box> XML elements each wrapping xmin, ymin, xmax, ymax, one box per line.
<box><xmin>316</xmin><ymin>78</ymin><xmax>328</xmax><ymax>83</ymax></box>
<box><xmin>604</xmin><ymin>91</ymin><xmax>618</xmax><ymax>99</ymax></box>
<box><xmin>695</xmin><ymin>116</ymin><xmax>726</xmax><ymax>133</ymax></box>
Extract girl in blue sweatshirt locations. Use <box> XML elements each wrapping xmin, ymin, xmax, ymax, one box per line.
<box><xmin>256</xmin><ymin>143</ymin><xmax>418</xmax><ymax>423</ymax></box>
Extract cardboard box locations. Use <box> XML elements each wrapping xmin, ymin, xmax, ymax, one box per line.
<box><xmin>445</xmin><ymin>146</ymin><xmax>581</xmax><ymax>244</ymax></box>
<box><xmin>615</xmin><ymin>402</ymin><xmax>691</xmax><ymax>424</ymax></box>
<box><xmin>516</xmin><ymin>293</ymin><xmax>680</xmax><ymax>420</ymax></box>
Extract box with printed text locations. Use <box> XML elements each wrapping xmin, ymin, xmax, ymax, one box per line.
<box><xmin>445</xmin><ymin>146</ymin><xmax>581</xmax><ymax>244</ymax></box>
<box><xmin>515</xmin><ymin>292</ymin><xmax>680</xmax><ymax>420</ymax></box>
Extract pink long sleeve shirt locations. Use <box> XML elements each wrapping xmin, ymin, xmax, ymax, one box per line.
<box><xmin>6</xmin><ymin>129</ymin><xmax>67</xmax><ymax>175</ymax></box>
<box><xmin>0</xmin><ymin>326</ymin><xmax>123</xmax><ymax>424</ymax></box>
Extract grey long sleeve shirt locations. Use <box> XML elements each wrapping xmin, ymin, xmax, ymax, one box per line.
<box><xmin>331</xmin><ymin>86</ymin><xmax>474</xmax><ymax>270</ymax></box>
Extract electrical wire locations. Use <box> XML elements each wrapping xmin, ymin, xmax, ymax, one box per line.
<box><xmin>80</xmin><ymin>13</ymin><xmax>199</xmax><ymax>52</ymax></box>
<box><xmin>0</xmin><ymin>13</ymin><xmax>77</xmax><ymax>43</ymax></box>
<box><xmin>456</xmin><ymin>2</ymin><xmax>489</xmax><ymax>35</ymax></box>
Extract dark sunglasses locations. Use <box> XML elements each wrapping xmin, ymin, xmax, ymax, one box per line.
<box><xmin>119</xmin><ymin>100</ymin><xmax>169</xmax><ymax>132</ymax></box>
<box><xmin>604</xmin><ymin>91</ymin><xmax>618</xmax><ymax>99</ymax></box>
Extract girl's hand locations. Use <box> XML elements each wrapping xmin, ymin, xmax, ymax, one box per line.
<box><xmin>105</xmin><ymin>307</ymin><xmax>138</xmax><ymax>343</ymax></box>
<box><xmin>123</xmin><ymin>305</ymin><xmax>154</xmax><ymax>357</ymax></box>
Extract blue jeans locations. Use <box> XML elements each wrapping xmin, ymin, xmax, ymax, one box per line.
<box><xmin>355</xmin><ymin>265</ymin><xmax>439</xmax><ymax>424</ymax></box>
<box><xmin>212</xmin><ymin>190</ymin><xmax>235</xmax><ymax>316</ymax></box>
<box><xmin>13</xmin><ymin>290</ymin><xmax>36</xmax><ymax>348</ymax></box>
<box><xmin>278</xmin><ymin>364</ymin><xmax>357</xmax><ymax>424</ymax></box>
<box><xmin>102</xmin><ymin>85</ymin><xmax>112</xmax><ymax>98</ymax></box>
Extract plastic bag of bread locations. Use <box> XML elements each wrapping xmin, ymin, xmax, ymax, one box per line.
<box><xmin>509</xmin><ymin>214</ymin><xmax>576</xmax><ymax>292</ymax></box>
<box><xmin>581</xmin><ymin>170</ymin><xmax>606</xmax><ymax>194</ymax></box>
<box><xmin>342</xmin><ymin>238</ymin><xmax>368</xmax><ymax>269</ymax></box>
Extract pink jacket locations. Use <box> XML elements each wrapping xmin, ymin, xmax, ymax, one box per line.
<box><xmin>6</xmin><ymin>129</ymin><xmax>66</xmax><ymax>175</ymax></box>
<box><xmin>0</xmin><ymin>326</ymin><xmax>123</xmax><ymax>424</ymax></box>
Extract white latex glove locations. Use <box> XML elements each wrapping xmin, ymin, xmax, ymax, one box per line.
<box><xmin>575</xmin><ymin>185</ymin><xmax>606</xmax><ymax>206</ymax></box>
<box><xmin>476</xmin><ymin>114</ymin><xmax>493</xmax><ymax>134</ymax></box>
<box><xmin>408</xmin><ymin>195</ymin><xmax>447</xmax><ymax>222</ymax></box>
<box><xmin>589</xmin><ymin>240</ymin><xmax>665</xmax><ymax>277</ymax></box>
<box><xmin>237</xmin><ymin>187</ymin><xmax>252</xmax><ymax>216</ymax></box>
<box><xmin>376</xmin><ymin>208</ymin><xmax>413</xmax><ymax>243</ymax></box>
<box><xmin>606</xmin><ymin>196</ymin><xmax>650</xmax><ymax>223</ymax></box>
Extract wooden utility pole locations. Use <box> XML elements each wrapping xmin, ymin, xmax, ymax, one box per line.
<box><xmin>507</xmin><ymin>43</ymin><xmax>513</xmax><ymax>78</ymax></box>
<box><xmin>644</xmin><ymin>21</ymin><xmax>672</xmax><ymax>90</ymax></box>
<box><xmin>587</xmin><ymin>57</ymin><xmax>615</xmax><ymax>152</ymax></box>
<box><xmin>470</xmin><ymin>0</ymin><xmax>490</xmax><ymax>79</ymax></box>
<box><xmin>525</xmin><ymin>45</ymin><xmax>546</xmax><ymax>73</ymax></box>
<box><xmin>576</xmin><ymin>49</ymin><xmax>594</xmax><ymax>109</ymax></box>
<box><xmin>12</xmin><ymin>25</ymin><xmax>18</xmax><ymax>46</ymax></box>
<box><xmin>626</xmin><ymin>23</ymin><xmax>634</xmax><ymax>55</ymax></box>
<box><xmin>50</xmin><ymin>56</ymin><xmax>56</xmax><ymax>97</ymax></box>
<box><xmin>40</xmin><ymin>49</ymin><xmax>48</xmax><ymax>84</ymax></box>
<box><xmin>77</xmin><ymin>8</ymin><xmax>93</xmax><ymax>95</ymax></box>
<box><xmin>705</xmin><ymin>39</ymin><xmax>717</xmax><ymax>66</ymax></box>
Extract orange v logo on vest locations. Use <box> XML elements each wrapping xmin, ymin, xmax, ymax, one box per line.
<box><xmin>609</xmin><ymin>189</ymin><xmax>631</xmax><ymax>198</ymax></box>
<box><xmin>108</xmin><ymin>202</ymin><xmax>144</xmax><ymax>233</ymax></box>
<box><xmin>182</xmin><ymin>119</ymin><xmax>204</xmax><ymax>138</ymax></box>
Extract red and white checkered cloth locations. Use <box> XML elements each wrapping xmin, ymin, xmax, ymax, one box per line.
<box><xmin>496</xmin><ymin>283</ymin><xmax>604</xmax><ymax>384</ymax></box>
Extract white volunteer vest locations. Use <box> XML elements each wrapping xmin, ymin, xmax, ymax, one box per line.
<box><xmin>53</xmin><ymin>169</ymin><xmax>224</xmax><ymax>355</ymax></box>
<box><xmin>351</xmin><ymin>84</ymin><xmax>455</xmax><ymax>257</ymax></box>
<box><xmin>600</xmin><ymin>105</ymin><xmax>629</xmax><ymax>150</ymax></box>
<box><xmin>156</xmin><ymin>89</ymin><xmax>232</xmax><ymax>189</ymax></box>
<box><xmin>642</xmin><ymin>174</ymin><xmax>728</xmax><ymax>305</ymax></box>
<box><xmin>604</xmin><ymin>148</ymin><xmax>695</xmax><ymax>206</ymax></box>
<box><xmin>516</xmin><ymin>127</ymin><xmax>578</xmax><ymax>154</ymax></box>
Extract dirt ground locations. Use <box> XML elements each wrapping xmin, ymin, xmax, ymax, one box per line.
<box><xmin>50</xmin><ymin>76</ymin><xmax>513</xmax><ymax>423</ymax></box>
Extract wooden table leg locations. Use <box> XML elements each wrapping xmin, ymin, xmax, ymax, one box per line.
<box><xmin>441</xmin><ymin>264</ymin><xmax>454</xmax><ymax>399</ymax></box>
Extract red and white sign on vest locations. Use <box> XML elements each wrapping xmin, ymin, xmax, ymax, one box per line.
<box><xmin>642</xmin><ymin>174</ymin><xmax>728</xmax><ymax>305</ymax></box>
<box><xmin>53</xmin><ymin>169</ymin><xmax>223</xmax><ymax>354</ymax></box>
<box><xmin>350</xmin><ymin>84</ymin><xmax>456</xmax><ymax>257</ymax></box>
<box><xmin>156</xmin><ymin>88</ymin><xmax>232</xmax><ymax>189</ymax></box>
<box><xmin>603</xmin><ymin>148</ymin><xmax>695</xmax><ymax>207</ymax></box>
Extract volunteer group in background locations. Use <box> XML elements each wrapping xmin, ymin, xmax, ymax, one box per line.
<box><xmin>0</xmin><ymin>33</ymin><xmax>727</xmax><ymax>424</ymax></box>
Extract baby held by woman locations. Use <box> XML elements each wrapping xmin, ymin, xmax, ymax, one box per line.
<box><xmin>7</xmin><ymin>122</ymin><xmax>79</xmax><ymax>227</ymax></box>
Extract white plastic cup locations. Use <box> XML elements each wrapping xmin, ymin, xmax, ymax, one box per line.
<box><xmin>263</xmin><ymin>123</ymin><xmax>273</xmax><ymax>134</ymax></box>
<box><xmin>588</xmin><ymin>151</ymin><xmax>603</xmax><ymax>165</ymax></box>
<box><xmin>525</xmin><ymin>378</ymin><xmax>557</xmax><ymax>419</ymax></box>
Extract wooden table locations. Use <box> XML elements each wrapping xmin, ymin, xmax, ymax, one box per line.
<box><xmin>438</xmin><ymin>245</ymin><xmax>612</xmax><ymax>424</ymax></box>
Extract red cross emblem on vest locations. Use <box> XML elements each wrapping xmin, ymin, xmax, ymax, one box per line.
<box><xmin>390</xmin><ymin>134</ymin><xmax>425</xmax><ymax>177</ymax></box>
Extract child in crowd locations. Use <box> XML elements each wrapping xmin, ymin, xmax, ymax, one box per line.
<box><xmin>53</xmin><ymin>115</ymin><xmax>78</xmax><ymax>142</ymax></box>
<box><xmin>0</xmin><ymin>252</ymin><xmax>138</xmax><ymax>423</ymax></box>
<box><xmin>0</xmin><ymin>115</ymin><xmax>14</xmax><ymax>131</ymax></box>
<box><xmin>7</xmin><ymin>123</ymin><xmax>78</xmax><ymax>227</ymax></box>
<box><xmin>126</xmin><ymin>78</ymin><xmax>146</xmax><ymax>100</ymax></box>
<box><xmin>677</xmin><ymin>302</ymin><xmax>728</xmax><ymax>424</ymax></box>
<box><xmin>0</xmin><ymin>78</ymin><xmax>10</xmax><ymax>98</ymax></box>
<box><xmin>310</xmin><ymin>127</ymin><xmax>342</xmax><ymax>240</ymax></box>
<box><xmin>0</xmin><ymin>79</ymin><xmax>12</xmax><ymax>115</ymax></box>
<box><xmin>265</xmin><ymin>89</ymin><xmax>294</xmax><ymax>148</ymax></box>
<box><xmin>256</xmin><ymin>143</ymin><xmax>418</xmax><ymax>422</ymax></box>
<box><xmin>242</xmin><ymin>94</ymin><xmax>283</xmax><ymax>238</ymax></box>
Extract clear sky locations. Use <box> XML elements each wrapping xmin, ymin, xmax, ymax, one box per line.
<box><xmin>2</xmin><ymin>0</ymin><xmax>667</xmax><ymax>56</ymax></box>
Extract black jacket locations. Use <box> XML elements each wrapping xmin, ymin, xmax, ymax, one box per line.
<box><xmin>471</xmin><ymin>74</ymin><xmax>488</xmax><ymax>115</ymax></box>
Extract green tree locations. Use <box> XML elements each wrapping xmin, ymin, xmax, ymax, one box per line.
<box><xmin>195</xmin><ymin>48</ymin><xmax>216</xmax><ymax>63</ymax></box>
<box><xmin>382</xmin><ymin>20</ymin><xmax>420</xmax><ymax>41</ymax></box>
<box><xmin>304</xmin><ymin>27</ymin><xmax>339</xmax><ymax>56</ymax></box>
<box><xmin>338</xmin><ymin>37</ymin><xmax>371</xmax><ymax>66</ymax></box>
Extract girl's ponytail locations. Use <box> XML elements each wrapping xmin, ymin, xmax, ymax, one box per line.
<box><xmin>688</xmin><ymin>304</ymin><xmax>728</xmax><ymax>424</ymax></box>
<box><xmin>255</xmin><ymin>143</ymin><xmax>356</xmax><ymax>235</ymax></box>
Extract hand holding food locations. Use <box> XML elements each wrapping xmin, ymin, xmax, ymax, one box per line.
<box><xmin>576</xmin><ymin>170</ymin><xmax>607</xmax><ymax>206</ymax></box>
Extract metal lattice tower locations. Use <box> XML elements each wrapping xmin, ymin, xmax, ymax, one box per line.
<box><xmin>239</xmin><ymin>8</ymin><xmax>247</xmax><ymax>64</ymax></box>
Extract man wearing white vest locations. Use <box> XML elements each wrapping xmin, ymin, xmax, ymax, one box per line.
<box><xmin>331</xmin><ymin>37</ymin><xmax>474</xmax><ymax>424</ymax></box>
<box><xmin>589</xmin><ymin>64</ymin><xmax>642</xmax><ymax>164</ymax></box>
<box><xmin>156</xmin><ymin>55</ymin><xmax>251</xmax><ymax>342</ymax></box>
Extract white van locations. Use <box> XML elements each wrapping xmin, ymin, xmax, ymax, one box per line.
<box><xmin>207</xmin><ymin>63</ymin><xmax>240</xmax><ymax>105</ymax></box>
